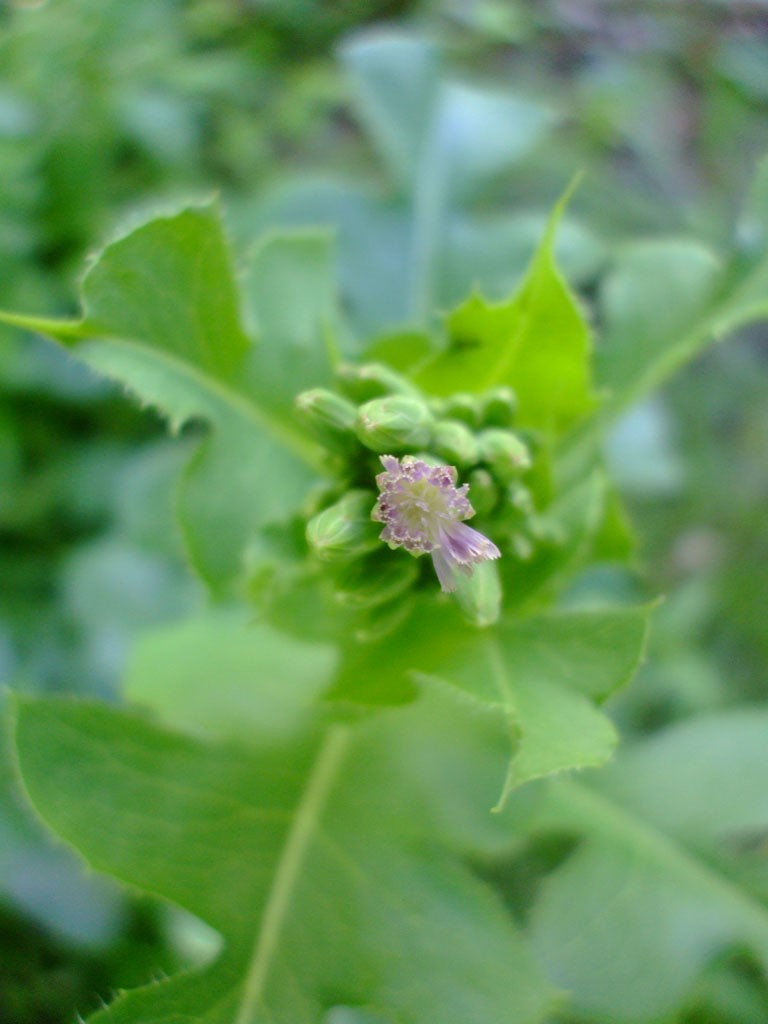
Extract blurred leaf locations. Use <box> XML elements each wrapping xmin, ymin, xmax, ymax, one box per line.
<box><xmin>433</xmin><ymin>83</ymin><xmax>557</xmax><ymax>204</ymax></box>
<box><xmin>124</xmin><ymin>611</ymin><xmax>336</xmax><ymax>743</ymax></box>
<box><xmin>240</xmin><ymin>179</ymin><xmax>415</xmax><ymax>339</ymax></box>
<box><xmin>241</xmin><ymin>229</ymin><xmax>340</xmax><ymax>410</ymax></box>
<box><xmin>342</xmin><ymin>31</ymin><xmax>553</xmax><ymax>202</ymax></box>
<box><xmin>712</xmin><ymin>250</ymin><xmax>768</xmax><ymax>341</ymax></box>
<box><xmin>441</xmin><ymin>212</ymin><xmax>606</xmax><ymax>308</ymax></box>
<box><xmin>415</xmin><ymin>189</ymin><xmax>596</xmax><ymax>434</ymax></box>
<box><xmin>13</xmin><ymin>697</ymin><xmax>558</xmax><ymax>1024</ymax></box>
<box><xmin>341</xmin><ymin>31</ymin><xmax>555</xmax><ymax>324</ymax></box>
<box><xmin>596</xmin><ymin>239</ymin><xmax>723</xmax><ymax>408</ymax></box>
<box><xmin>597</xmin><ymin>191</ymin><xmax>768</xmax><ymax>414</ymax></box>
<box><xmin>738</xmin><ymin>154</ymin><xmax>768</xmax><ymax>254</ymax></box>
<box><xmin>115</xmin><ymin>440</ymin><xmax>194</xmax><ymax>558</ymax></box>
<box><xmin>714</xmin><ymin>38</ymin><xmax>768</xmax><ymax>104</ymax></box>
<box><xmin>340</xmin><ymin>33</ymin><xmax>442</xmax><ymax>192</ymax></box>
<box><xmin>586</xmin><ymin>481</ymin><xmax>636</xmax><ymax>564</ymax></box>
<box><xmin>500</xmin><ymin>471</ymin><xmax>606</xmax><ymax>611</ymax></box>
<box><xmin>605</xmin><ymin>398</ymin><xmax>685</xmax><ymax>497</ymax></box>
<box><xmin>0</xmin><ymin>204</ymin><xmax>327</xmax><ymax>592</ymax></box>
<box><xmin>532</xmin><ymin>710</ymin><xmax>768</xmax><ymax>1021</ymax></box>
<box><xmin>61</xmin><ymin>537</ymin><xmax>197</xmax><ymax>692</ymax></box>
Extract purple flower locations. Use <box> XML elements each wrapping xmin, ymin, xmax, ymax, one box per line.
<box><xmin>371</xmin><ymin>454</ymin><xmax>501</xmax><ymax>593</ymax></box>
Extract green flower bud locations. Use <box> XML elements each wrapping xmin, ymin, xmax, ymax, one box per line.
<box><xmin>440</xmin><ymin>392</ymin><xmax>482</xmax><ymax>428</ymax></box>
<box><xmin>306</xmin><ymin>489</ymin><xmax>380</xmax><ymax>562</ymax></box>
<box><xmin>334</xmin><ymin>554</ymin><xmax>418</xmax><ymax>610</ymax></box>
<box><xmin>335</xmin><ymin>362</ymin><xmax>419</xmax><ymax>402</ymax></box>
<box><xmin>431</xmin><ymin>419</ymin><xmax>479</xmax><ymax>467</ymax></box>
<box><xmin>478</xmin><ymin>428</ymin><xmax>532</xmax><ymax>482</ymax></box>
<box><xmin>466</xmin><ymin>467</ymin><xmax>499</xmax><ymax>517</ymax></box>
<box><xmin>453</xmin><ymin>560</ymin><xmax>502</xmax><ymax>627</ymax></box>
<box><xmin>356</xmin><ymin>396</ymin><xmax>433</xmax><ymax>452</ymax></box>
<box><xmin>480</xmin><ymin>386</ymin><xmax>517</xmax><ymax>427</ymax></box>
<box><xmin>294</xmin><ymin>388</ymin><xmax>358</xmax><ymax>451</ymax></box>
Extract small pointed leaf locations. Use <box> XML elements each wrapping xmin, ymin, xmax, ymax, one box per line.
<box><xmin>415</xmin><ymin>189</ymin><xmax>595</xmax><ymax>434</ymax></box>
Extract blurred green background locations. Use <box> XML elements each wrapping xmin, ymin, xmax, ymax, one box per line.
<box><xmin>1</xmin><ymin>1</ymin><xmax>767</xmax><ymax>1021</ymax></box>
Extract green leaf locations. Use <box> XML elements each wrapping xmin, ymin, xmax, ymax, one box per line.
<box><xmin>341</xmin><ymin>33</ymin><xmax>553</xmax><ymax>202</ymax></box>
<box><xmin>12</xmin><ymin>697</ymin><xmax>558</xmax><ymax>1024</ymax></box>
<box><xmin>0</xmin><ymin>204</ymin><xmax>328</xmax><ymax>592</ymax></box>
<box><xmin>341</xmin><ymin>32</ymin><xmax>554</xmax><ymax>324</ymax></box>
<box><xmin>500</xmin><ymin>469</ymin><xmax>608</xmax><ymax>612</ymax></box>
<box><xmin>81</xmin><ymin>204</ymin><xmax>250</xmax><ymax>382</ymax></box>
<box><xmin>587</xmin><ymin>481</ymin><xmax>637</xmax><ymax>564</ymax></box>
<box><xmin>596</xmin><ymin>238</ymin><xmax>723</xmax><ymax>409</ymax></box>
<box><xmin>596</xmin><ymin>176</ymin><xmax>768</xmax><ymax>416</ymax></box>
<box><xmin>531</xmin><ymin>710</ymin><xmax>768</xmax><ymax>1021</ymax></box>
<box><xmin>711</xmin><ymin>250</ymin><xmax>768</xmax><ymax>339</ymax></box>
<box><xmin>331</xmin><ymin>600</ymin><xmax>651</xmax><ymax>806</ymax></box>
<box><xmin>340</xmin><ymin>34</ymin><xmax>442</xmax><ymax>193</ymax></box>
<box><xmin>414</xmin><ymin>189</ymin><xmax>596</xmax><ymax>434</ymax></box>
<box><xmin>464</xmin><ymin>605</ymin><xmax>651</xmax><ymax>809</ymax></box>
<box><xmin>241</xmin><ymin>229</ymin><xmax>340</xmax><ymax>411</ymax></box>
<box><xmin>123</xmin><ymin>610</ymin><xmax>337</xmax><ymax>743</ymax></box>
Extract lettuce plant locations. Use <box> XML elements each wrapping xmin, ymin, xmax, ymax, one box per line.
<box><xmin>4</xmin><ymin>168</ymin><xmax>768</xmax><ymax>1023</ymax></box>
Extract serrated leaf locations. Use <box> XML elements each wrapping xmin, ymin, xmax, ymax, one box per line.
<box><xmin>0</xmin><ymin>204</ymin><xmax>329</xmax><ymax>592</ymax></box>
<box><xmin>458</xmin><ymin>606</ymin><xmax>651</xmax><ymax>809</ymax></box>
<box><xmin>531</xmin><ymin>710</ymin><xmax>768</xmax><ymax>1021</ymax></box>
<box><xmin>414</xmin><ymin>189</ymin><xmax>596</xmax><ymax>434</ymax></box>
<box><xmin>331</xmin><ymin>600</ymin><xmax>651</xmax><ymax>806</ymax></box>
<box><xmin>13</xmin><ymin>697</ymin><xmax>558</xmax><ymax>1024</ymax></box>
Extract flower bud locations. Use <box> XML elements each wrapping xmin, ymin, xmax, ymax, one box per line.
<box><xmin>294</xmin><ymin>388</ymin><xmax>358</xmax><ymax>451</ymax></box>
<box><xmin>356</xmin><ymin>396</ymin><xmax>433</xmax><ymax>452</ymax></box>
<box><xmin>334</xmin><ymin>554</ymin><xmax>418</xmax><ymax>609</ymax></box>
<box><xmin>335</xmin><ymin>362</ymin><xmax>419</xmax><ymax>402</ymax></box>
<box><xmin>466</xmin><ymin>467</ymin><xmax>498</xmax><ymax>517</ymax></box>
<box><xmin>440</xmin><ymin>392</ymin><xmax>482</xmax><ymax>428</ymax></box>
<box><xmin>306</xmin><ymin>489</ymin><xmax>380</xmax><ymax>562</ymax></box>
<box><xmin>431</xmin><ymin>419</ymin><xmax>479</xmax><ymax>468</ymax></box>
<box><xmin>453</xmin><ymin>560</ymin><xmax>502</xmax><ymax>627</ymax></box>
<box><xmin>481</xmin><ymin>386</ymin><xmax>517</xmax><ymax>427</ymax></box>
<box><xmin>478</xmin><ymin>428</ymin><xmax>531</xmax><ymax>481</ymax></box>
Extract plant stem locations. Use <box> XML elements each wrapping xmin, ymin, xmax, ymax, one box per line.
<box><xmin>233</xmin><ymin>724</ymin><xmax>351</xmax><ymax>1024</ymax></box>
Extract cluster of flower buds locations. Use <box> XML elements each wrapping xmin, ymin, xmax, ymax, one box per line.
<box><xmin>293</xmin><ymin>362</ymin><xmax>548</xmax><ymax>632</ymax></box>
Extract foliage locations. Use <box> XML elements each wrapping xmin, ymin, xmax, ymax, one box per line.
<box><xmin>1</xmin><ymin>3</ymin><xmax>768</xmax><ymax>1024</ymax></box>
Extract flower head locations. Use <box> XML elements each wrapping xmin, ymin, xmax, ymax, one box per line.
<box><xmin>371</xmin><ymin>454</ymin><xmax>500</xmax><ymax>593</ymax></box>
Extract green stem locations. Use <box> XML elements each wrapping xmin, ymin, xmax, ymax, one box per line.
<box><xmin>408</xmin><ymin>127</ymin><xmax>445</xmax><ymax>326</ymax></box>
<box><xmin>0</xmin><ymin>309</ymin><xmax>87</xmax><ymax>339</ymax></box>
<box><xmin>233</xmin><ymin>724</ymin><xmax>350</xmax><ymax>1024</ymax></box>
